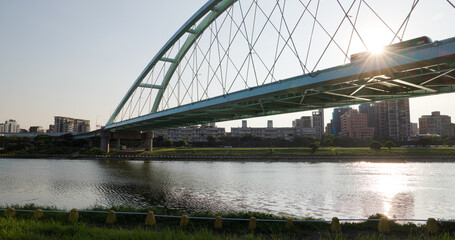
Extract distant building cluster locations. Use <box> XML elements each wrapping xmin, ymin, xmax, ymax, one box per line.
<box><xmin>0</xmin><ymin>120</ymin><xmax>19</xmax><ymax>133</ymax></box>
<box><xmin>419</xmin><ymin>111</ymin><xmax>455</xmax><ymax>136</ymax></box>
<box><xmin>53</xmin><ymin>116</ymin><xmax>90</xmax><ymax>133</ymax></box>
<box><xmin>325</xmin><ymin>99</ymin><xmax>412</xmax><ymax>140</ymax></box>
<box><xmin>3</xmin><ymin>100</ymin><xmax>455</xmax><ymax>141</ymax></box>
<box><xmin>231</xmin><ymin>120</ymin><xmax>296</xmax><ymax>141</ymax></box>
<box><xmin>154</xmin><ymin>123</ymin><xmax>225</xmax><ymax>142</ymax></box>
<box><xmin>339</xmin><ymin>109</ymin><xmax>374</xmax><ymax>139</ymax></box>
<box><xmin>0</xmin><ymin>116</ymin><xmax>90</xmax><ymax>134</ymax></box>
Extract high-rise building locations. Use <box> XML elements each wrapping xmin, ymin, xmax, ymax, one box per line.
<box><xmin>377</xmin><ymin>99</ymin><xmax>410</xmax><ymax>140</ymax></box>
<box><xmin>54</xmin><ymin>116</ymin><xmax>90</xmax><ymax>133</ymax></box>
<box><xmin>301</xmin><ymin>116</ymin><xmax>312</xmax><ymax>128</ymax></box>
<box><xmin>292</xmin><ymin>119</ymin><xmax>302</xmax><ymax>128</ymax></box>
<box><xmin>47</xmin><ymin>125</ymin><xmax>55</xmax><ymax>133</ymax></box>
<box><xmin>359</xmin><ymin>99</ymin><xmax>411</xmax><ymax>140</ymax></box>
<box><xmin>419</xmin><ymin>111</ymin><xmax>453</xmax><ymax>136</ymax></box>
<box><xmin>29</xmin><ymin>126</ymin><xmax>44</xmax><ymax>133</ymax></box>
<box><xmin>293</xmin><ymin>117</ymin><xmax>316</xmax><ymax>138</ymax></box>
<box><xmin>0</xmin><ymin>123</ymin><xmax>4</xmax><ymax>133</ymax></box>
<box><xmin>332</xmin><ymin>107</ymin><xmax>352</xmax><ymax>136</ymax></box>
<box><xmin>359</xmin><ymin>103</ymin><xmax>378</xmax><ymax>136</ymax></box>
<box><xmin>325</xmin><ymin>122</ymin><xmax>332</xmax><ymax>135</ymax></box>
<box><xmin>2</xmin><ymin>120</ymin><xmax>18</xmax><ymax>133</ymax></box>
<box><xmin>340</xmin><ymin>109</ymin><xmax>375</xmax><ymax>139</ymax></box>
<box><xmin>312</xmin><ymin>109</ymin><xmax>324</xmax><ymax>138</ymax></box>
<box><xmin>411</xmin><ymin>123</ymin><xmax>418</xmax><ymax>136</ymax></box>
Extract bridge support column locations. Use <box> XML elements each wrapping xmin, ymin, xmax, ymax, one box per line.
<box><xmin>88</xmin><ymin>139</ymin><xmax>95</xmax><ymax>148</ymax></box>
<box><xmin>116</xmin><ymin>138</ymin><xmax>121</xmax><ymax>150</ymax></box>
<box><xmin>144</xmin><ymin>132</ymin><xmax>154</xmax><ymax>152</ymax></box>
<box><xmin>100</xmin><ymin>131</ymin><xmax>111</xmax><ymax>153</ymax></box>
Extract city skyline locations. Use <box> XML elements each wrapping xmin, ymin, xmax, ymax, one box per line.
<box><xmin>1</xmin><ymin>1</ymin><xmax>455</xmax><ymax>130</ymax></box>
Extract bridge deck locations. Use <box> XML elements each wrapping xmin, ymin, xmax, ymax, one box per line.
<box><xmin>105</xmin><ymin>37</ymin><xmax>455</xmax><ymax>132</ymax></box>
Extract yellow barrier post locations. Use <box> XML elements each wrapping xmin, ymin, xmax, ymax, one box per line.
<box><xmin>378</xmin><ymin>217</ymin><xmax>390</xmax><ymax>234</ymax></box>
<box><xmin>285</xmin><ymin>218</ymin><xmax>294</xmax><ymax>230</ymax></box>
<box><xmin>248</xmin><ymin>217</ymin><xmax>256</xmax><ymax>231</ymax></box>
<box><xmin>5</xmin><ymin>208</ymin><xmax>15</xmax><ymax>218</ymax></box>
<box><xmin>145</xmin><ymin>211</ymin><xmax>156</xmax><ymax>226</ymax></box>
<box><xmin>214</xmin><ymin>216</ymin><xmax>223</xmax><ymax>230</ymax></box>
<box><xmin>68</xmin><ymin>208</ymin><xmax>79</xmax><ymax>223</ymax></box>
<box><xmin>331</xmin><ymin>217</ymin><xmax>342</xmax><ymax>232</ymax></box>
<box><xmin>33</xmin><ymin>209</ymin><xmax>43</xmax><ymax>219</ymax></box>
<box><xmin>426</xmin><ymin>218</ymin><xmax>439</xmax><ymax>234</ymax></box>
<box><xmin>180</xmin><ymin>215</ymin><xmax>189</xmax><ymax>227</ymax></box>
<box><xmin>106</xmin><ymin>210</ymin><xmax>117</xmax><ymax>224</ymax></box>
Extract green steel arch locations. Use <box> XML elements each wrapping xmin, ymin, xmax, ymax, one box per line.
<box><xmin>106</xmin><ymin>0</ymin><xmax>455</xmax><ymax>129</ymax></box>
<box><xmin>107</xmin><ymin>0</ymin><xmax>237</xmax><ymax>125</ymax></box>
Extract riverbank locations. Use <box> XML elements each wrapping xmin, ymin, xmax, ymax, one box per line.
<box><xmin>4</xmin><ymin>218</ymin><xmax>455</xmax><ymax>240</ymax></box>
<box><xmin>2</xmin><ymin>147</ymin><xmax>455</xmax><ymax>162</ymax></box>
<box><xmin>2</xmin><ymin>205</ymin><xmax>455</xmax><ymax>239</ymax></box>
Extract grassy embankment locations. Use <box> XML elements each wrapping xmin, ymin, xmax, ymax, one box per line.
<box><xmin>2</xmin><ymin>205</ymin><xmax>455</xmax><ymax>239</ymax></box>
<box><xmin>141</xmin><ymin>147</ymin><xmax>455</xmax><ymax>158</ymax></box>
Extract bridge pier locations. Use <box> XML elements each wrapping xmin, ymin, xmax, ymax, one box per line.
<box><xmin>100</xmin><ymin>131</ymin><xmax>111</xmax><ymax>153</ymax></box>
<box><xmin>144</xmin><ymin>131</ymin><xmax>154</xmax><ymax>151</ymax></box>
<box><xmin>116</xmin><ymin>138</ymin><xmax>121</xmax><ymax>150</ymax></box>
<box><xmin>88</xmin><ymin>139</ymin><xmax>96</xmax><ymax>148</ymax></box>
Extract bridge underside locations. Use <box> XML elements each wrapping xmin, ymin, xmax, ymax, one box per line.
<box><xmin>106</xmin><ymin>37</ymin><xmax>455</xmax><ymax>132</ymax></box>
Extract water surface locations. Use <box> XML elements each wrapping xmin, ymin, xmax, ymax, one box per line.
<box><xmin>0</xmin><ymin>158</ymin><xmax>454</xmax><ymax>220</ymax></box>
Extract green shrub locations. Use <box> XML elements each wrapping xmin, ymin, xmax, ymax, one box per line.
<box><xmin>369</xmin><ymin>141</ymin><xmax>382</xmax><ymax>150</ymax></box>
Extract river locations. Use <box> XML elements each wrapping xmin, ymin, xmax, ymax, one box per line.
<box><xmin>0</xmin><ymin>158</ymin><xmax>454</xmax><ymax>220</ymax></box>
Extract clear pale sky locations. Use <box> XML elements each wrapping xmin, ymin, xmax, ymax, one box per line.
<box><xmin>1</xmin><ymin>0</ymin><xmax>455</xmax><ymax>131</ymax></box>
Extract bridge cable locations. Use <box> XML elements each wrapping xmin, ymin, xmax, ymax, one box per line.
<box><xmin>400</xmin><ymin>0</ymin><xmax>418</xmax><ymax>40</ymax></box>
<box><xmin>447</xmin><ymin>0</ymin><xmax>455</xmax><ymax>8</ymax></box>
<box><xmin>296</xmin><ymin>0</ymin><xmax>352</xmax><ymax>68</ymax></box>
<box><xmin>222</xmin><ymin>6</ymin><xmax>257</xmax><ymax>93</ymax></box>
<box><xmin>305</xmin><ymin>0</ymin><xmax>320</xmax><ymax>69</ymax></box>
<box><xmin>337</xmin><ymin>0</ymin><xmax>368</xmax><ymax>54</ymax></box>
<box><xmin>390</xmin><ymin>0</ymin><xmax>420</xmax><ymax>45</ymax></box>
<box><xmin>311</xmin><ymin>0</ymin><xmax>358</xmax><ymax>73</ymax></box>
<box><xmin>248</xmin><ymin>1</ymin><xmax>288</xmax><ymax>85</ymax></box>
<box><xmin>224</xmin><ymin>1</ymin><xmax>257</xmax><ymax>92</ymax></box>
<box><xmin>277</xmin><ymin>0</ymin><xmax>311</xmax><ymax>74</ymax></box>
<box><xmin>361</xmin><ymin>0</ymin><xmax>400</xmax><ymax>42</ymax></box>
<box><xmin>259</xmin><ymin>0</ymin><xmax>315</xmax><ymax>83</ymax></box>
<box><xmin>205</xmin><ymin>1</ymin><xmax>256</xmax><ymax>95</ymax></box>
<box><xmin>344</xmin><ymin>0</ymin><xmax>362</xmax><ymax>64</ymax></box>
<box><xmin>271</xmin><ymin>1</ymin><xmax>285</xmax><ymax>81</ymax></box>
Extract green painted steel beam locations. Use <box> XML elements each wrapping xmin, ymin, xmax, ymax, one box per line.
<box><xmin>151</xmin><ymin>0</ymin><xmax>238</xmax><ymax>113</ymax></box>
<box><xmin>139</xmin><ymin>83</ymin><xmax>163</xmax><ymax>89</ymax></box>
<box><xmin>106</xmin><ymin>0</ymin><xmax>223</xmax><ymax>125</ymax></box>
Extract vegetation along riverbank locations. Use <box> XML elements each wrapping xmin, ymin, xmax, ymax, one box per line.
<box><xmin>2</xmin><ymin>205</ymin><xmax>455</xmax><ymax>239</ymax></box>
<box><xmin>2</xmin><ymin>147</ymin><xmax>455</xmax><ymax>162</ymax></box>
<box><xmin>2</xmin><ymin>133</ymin><xmax>455</xmax><ymax>162</ymax></box>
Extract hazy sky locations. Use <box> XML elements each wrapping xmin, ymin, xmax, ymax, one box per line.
<box><xmin>1</xmin><ymin>0</ymin><xmax>455</xmax><ymax>131</ymax></box>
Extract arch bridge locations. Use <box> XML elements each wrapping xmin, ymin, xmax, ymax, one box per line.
<box><xmin>99</xmin><ymin>0</ymin><xmax>455</xmax><ymax>151</ymax></box>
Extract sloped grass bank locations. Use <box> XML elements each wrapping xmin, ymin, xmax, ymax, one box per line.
<box><xmin>2</xmin><ymin>205</ymin><xmax>455</xmax><ymax>239</ymax></box>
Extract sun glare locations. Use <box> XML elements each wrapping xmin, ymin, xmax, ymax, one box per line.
<box><xmin>361</xmin><ymin>27</ymin><xmax>390</xmax><ymax>55</ymax></box>
<box><xmin>370</xmin><ymin>45</ymin><xmax>384</xmax><ymax>55</ymax></box>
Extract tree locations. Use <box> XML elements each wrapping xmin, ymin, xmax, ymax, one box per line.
<box><xmin>308</xmin><ymin>142</ymin><xmax>320</xmax><ymax>154</ymax></box>
<box><xmin>369</xmin><ymin>141</ymin><xmax>382</xmax><ymax>151</ymax></box>
<box><xmin>176</xmin><ymin>139</ymin><xmax>187</xmax><ymax>147</ymax></box>
<box><xmin>383</xmin><ymin>141</ymin><xmax>396</xmax><ymax>151</ymax></box>
<box><xmin>207</xmin><ymin>136</ymin><xmax>216</xmax><ymax>143</ymax></box>
<box><xmin>164</xmin><ymin>140</ymin><xmax>173</xmax><ymax>147</ymax></box>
